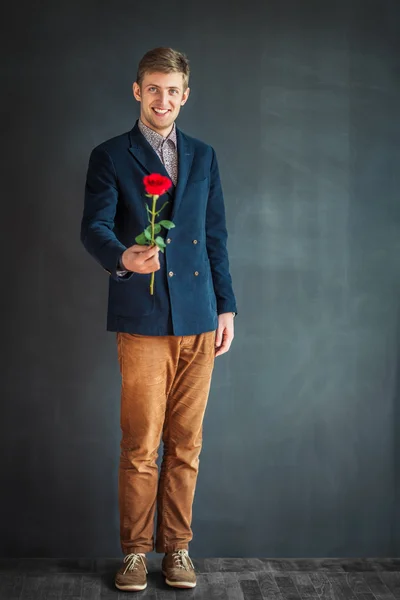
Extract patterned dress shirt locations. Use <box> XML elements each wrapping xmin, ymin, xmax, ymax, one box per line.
<box><xmin>138</xmin><ymin>118</ymin><xmax>178</xmax><ymax>185</ymax></box>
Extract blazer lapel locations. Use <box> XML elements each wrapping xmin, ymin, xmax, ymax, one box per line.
<box><xmin>127</xmin><ymin>120</ymin><xmax>193</xmax><ymax>221</ymax></box>
<box><xmin>128</xmin><ymin>123</ymin><xmax>172</xmax><ymax>194</ymax></box>
<box><xmin>171</xmin><ymin>126</ymin><xmax>193</xmax><ymax>222</ymax></box>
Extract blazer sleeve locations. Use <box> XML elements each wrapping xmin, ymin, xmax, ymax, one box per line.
<box><xmin>205</xmin><ymin>147</ymin><xmax>237</xmax><ymax>316</ymax></box>
<box><xmin>80</xmin><ymin>146</ymin><xmax>134</xmax><ymax>282</ymax></box>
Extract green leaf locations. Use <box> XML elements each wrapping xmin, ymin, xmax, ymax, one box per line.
<box><xmin>158</xmin><ymin>220</ymin><xmax>175</xmax><ymax>230</ymax></box>
<box><xmin>144</xmin><ymin>228</ymin><xmax>152</xmax><ymax>240</ymax></box>
<box><xmin>155</xmin><ymin>236</ymin><xmax>166</xmax><ymax>249</ymax></box>
<box><xmin>135</xmin><ymin>232</ymin><xmax>148</xmax><ymax>245</ymax></box>
<box><xmin>144</xmin><ymin>223</ymin><xmax>161</xmax><ymax>235</ymax></box>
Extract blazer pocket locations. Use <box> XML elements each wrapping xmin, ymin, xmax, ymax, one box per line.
<box><xmin>186</xmin><ymin>175</ymin><xmax>209</xmax><ymax>186</ymax></box>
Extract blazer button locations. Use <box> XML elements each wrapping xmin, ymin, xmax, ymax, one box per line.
<box><xmin>194</xmin><ymin>271</ymin><xmax>199</xmax><ymax>276</ymax></box>
<box><xmin>168</xmin><ymin>271</ymin><xmax>174</xmax><ymax>277</ymax></box>
<box><xmin>166</xmin><ymin>238</ymin><xmax>171</xmax><ymax>243</ymax></box>
<box><xmin>192</xmin><ymin>240</ymin><xmax>198</xmax><ymax>244</ymax></box>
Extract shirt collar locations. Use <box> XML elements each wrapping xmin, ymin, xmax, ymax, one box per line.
<box><xmin>138</xmin><ymin>118</ymin><xmax>177</xmax><ymax>150</ymax></box>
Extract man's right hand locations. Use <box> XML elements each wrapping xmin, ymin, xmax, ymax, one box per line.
<box><xmin>121</xmin><ymin>244</ymin><xmax>160</xmax><ymax>274</ymax></box>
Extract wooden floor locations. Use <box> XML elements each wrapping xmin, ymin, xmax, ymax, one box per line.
<box><xmin>1</xmin><ymin>557</ymin><xmax>400</xmax><ymax>599</ymax></box>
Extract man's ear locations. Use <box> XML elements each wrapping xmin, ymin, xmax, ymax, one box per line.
<box><xmin>133</xmin><ymin>82</ymin><xmax>141</xmax><ymax>102</ymax></box>
<box><xmin>182</xmin><ymin>87</ymin><xmax>190</xmax><ymax>105</ymax></box>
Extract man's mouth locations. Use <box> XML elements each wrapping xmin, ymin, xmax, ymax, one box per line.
<box><xmin>152</xmin><ymin>108</ymin><xmax>170</xmax><ymax>117</ymax></box>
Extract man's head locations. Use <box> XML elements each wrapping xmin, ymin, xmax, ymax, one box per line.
<box><xmin>133</xmin><ymin>47</ymin><xmax>190</xmax><ymax>136</ymax></box>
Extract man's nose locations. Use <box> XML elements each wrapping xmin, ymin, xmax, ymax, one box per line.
<box><xmin>159</xmin><ymin>91</ymin><xmax>169</xmax><ymax>106</ymax></box>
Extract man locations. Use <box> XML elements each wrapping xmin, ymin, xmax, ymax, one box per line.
<box><xmin>80</xmin><ymin>47</ymin><xmax>237</xmax><ymax>592</ymax></box>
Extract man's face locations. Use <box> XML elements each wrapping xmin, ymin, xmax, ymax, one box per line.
<box><xmin>133</xmin><ymin>71</ymin><xmax>190</xmax><ymax>135</ymax></box>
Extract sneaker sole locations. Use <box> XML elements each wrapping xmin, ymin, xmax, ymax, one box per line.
<box><xmin>162</xmin><ymin>570</ymin><xmax>196</xmax><ymax>588</ymax></box>
<box><xmin>115</xmin><ymin>581</ymin><xmax>147</xmax><ymax>591</ymax></box>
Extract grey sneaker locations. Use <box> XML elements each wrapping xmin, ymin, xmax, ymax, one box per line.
<box><xmin>115</xmin><ymin>553</ymin><xmax>148</xmax><ymax>591</ymax></box>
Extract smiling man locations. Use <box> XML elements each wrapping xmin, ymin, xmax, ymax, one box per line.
<box><xmin>80</xmin><ymin>47</ymin><xmax>237</xmax><ymax>592</ymax></box>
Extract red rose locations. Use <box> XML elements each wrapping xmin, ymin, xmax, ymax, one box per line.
<box><xmin>143</xmin><ymin>173</ymin><xmax>172</xmax><ymax>196</ymax></box>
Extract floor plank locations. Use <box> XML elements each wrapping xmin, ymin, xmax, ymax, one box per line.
<box><xmin>155</xmin><ymin>587</ymin><xmax>177</xmax><ymax>600</ymax></box>
<box><xmin>240</xmin><ymin>577</ymin><xmax>264</xmax><ymax>600</ymax></box>
<box><xmin>222</xmin><ymin>571</ymin><xmax>245</xmax><ymax>600</ymax></box>
<box><xmin>254</xmin><ymin>570</ymin><xmax>283</xmax><ymax>600</ymax></box>
<box><xmin>99</xmin><ymin>573</ymin><xmax>117</xmax><ymax>600</ymax></box>
<box><xmin>326</xmin><ymin>573</ymin><xmax>359</xmax><ymax>600</ymax></box>
<box><xmin>289</xmin><ymin>572</ymin><xmax>320</xmax><ymax>599</ymax></box>
<box><xmin>274</xmin><ymin>573</ymin><xmax>303</xmax><ymax>600</ymax></box>
<box><xmin>81</xmin><ymin>574</ymin><xmax>101</xmax><ymax>600</ymax></box>
<box><xmin>118</xmin><ymin>588</ymin><xmax>157</xmax><ymax>599</ymax></box>
<box><xmin>308</xmin><ymin>572</ymin><xmax>336</xmax><ymax>600</ymax></box>
<box><xmin>18</xmin><ymin>574</ymin><xmax>45</xmax><ymax>600</ymax></box>
<box><xmin>380</xmin><ymin>572</ymin><xmax>400</xmax><ymax>599</ymax></box>
<box><xmin>203</xmin><ymin>572</ymin><xmax>229</xmax><ymax>599</ymax></box>
<box><xmin>39</xmin><ymin>573</ymin><xmax>64</xmax><ymax>599</ymax></box>
<box><xmin>61</xmin><ymin>573</ymin><xmax>83</xmax><ymax>600</ymax></box>
<box><xmin>184</xmin><ymin>572</ymin><xmax>228</xmax><ymax>600</ymax></box>
<box><xmin>0</xmin><ymin>572</ymin><xmax>25</xmax><ymax>600</ymax></box>
<box><xmin>361</xmin><ymin>572</ymin><xmax>397</xmax><ymax>600</ymax></box>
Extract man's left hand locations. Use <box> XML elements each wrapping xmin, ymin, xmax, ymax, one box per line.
<box><xmin>215</xmin><ymin>313</ymin><xmax>235</xmax><ymax>357</ymax></box>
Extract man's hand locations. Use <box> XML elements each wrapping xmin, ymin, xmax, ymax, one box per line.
<box><xmin>121</xmin><ymin>244</ymin><xmax>160</xmax><ymax>274</ymax></box>
<box><xmin>215</xmin><ymin>313</ymin><xmax>235</xmax><ymax>357</ymax></box>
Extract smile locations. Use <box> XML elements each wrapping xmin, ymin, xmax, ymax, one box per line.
<box><xmin>152</xmin><ymin>108</ymin><xmax>170</xmax><ymax>116</ymax></box>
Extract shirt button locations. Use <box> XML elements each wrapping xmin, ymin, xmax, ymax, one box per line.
<box><xmin>192</xmin><ymin>240</ymin><xmax>198</xmax><ymax>244</ymax></box>
<box><xmin>168</xmin><ymin>271</ymin><xmax>174</xmax><ymax>277</ymax></box>
<box><xmin>166</xmin><ymin>238</ymin><xmax>171</xmax><ymax>243</ymax></box>
<box><xmin>194</xmin><ymin>271</ymin><xmax>199</xmax><ymax>276</ymax></box>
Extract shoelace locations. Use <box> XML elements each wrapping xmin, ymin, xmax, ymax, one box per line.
<box><xmin>172</xmin><ymin>549</ymin><xmax>195</xmax><ymax>571</ymax></box>
<box><xmin>123</xmin><ymin>553</ymin><xmax>148</xmax><ymax>575</ymax></box>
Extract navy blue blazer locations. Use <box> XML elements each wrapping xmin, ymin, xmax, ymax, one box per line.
<box><xmin>80</xmin><ymin>119</ymin><xmax>237</xmax><ymax>336</ymax></box>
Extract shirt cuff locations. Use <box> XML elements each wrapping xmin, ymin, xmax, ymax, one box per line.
<box><xmin>116</xmin><ymin>254</ymin><xmax>129</xmax><ymax>276</ymax></box>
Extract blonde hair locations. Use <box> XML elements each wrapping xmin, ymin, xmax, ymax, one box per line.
<box><xmin>136</xmin><ymin>47</ymin><xmax>190</xmax><ymax>91</ymax></box>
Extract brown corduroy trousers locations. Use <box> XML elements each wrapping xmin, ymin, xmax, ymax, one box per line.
<box><xmin>116</xmin><ymin>330</ymin><xmax>216</xmax><ymax>555</ymax></box>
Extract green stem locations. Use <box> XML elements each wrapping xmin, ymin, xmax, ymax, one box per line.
<box><xmin>150</xmin><ymin>194</ymin><xmax>158</xmax><ymax>295</ymax></box>
<box><xmin>155</xmin><ymin>201</ymin><xmax>169</xmax><ymax>215</ymax></box>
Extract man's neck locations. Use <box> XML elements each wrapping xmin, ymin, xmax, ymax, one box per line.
<box><xmin>139</xmin><ymin>117</ymin><xmax>174</xmax><ymax>138</ymax></box>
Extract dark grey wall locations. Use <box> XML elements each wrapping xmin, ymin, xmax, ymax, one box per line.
<box><xmin>1</xmin><ymin>0</ymin><xmax>399</xmax><ymax>558</ymax></box>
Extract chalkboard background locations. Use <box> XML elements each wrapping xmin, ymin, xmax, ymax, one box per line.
<box><xmin>1</xmin><ymin>0</ymin><xmax>399</xmax><ymax>558</ymax></box>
